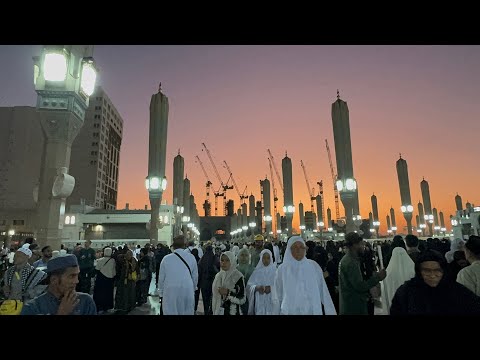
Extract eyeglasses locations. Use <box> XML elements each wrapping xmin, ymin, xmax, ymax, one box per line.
<box><xmin>420</xmin><ymin>268</ymin><xmax>443</xmax><ymax>276</ymax></box>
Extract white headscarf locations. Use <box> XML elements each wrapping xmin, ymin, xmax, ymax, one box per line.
<box><xmin>232</xmin><ymin>245</ymin><xmax>240</xmax><ymax>257</ymax></box>
<box><xmin>95</xmin><ymin>247</ymin><xmax>116</xmax><ymax>278</ymax></box>
<box><xmin>381</xmin><ymin>247</ymin><xmax>415</xmax><ymax>313</ymax></box>
<box><xmin>249</xmin><ymin>249</ymin><xmax>276</xmax><ymax>286</ymax></box>
<box><xmin>211</xmin><ymin>251</ymin><xmax>244</xmax><ymax>315</ymax></box>
<box><xmin>247</xmin><ymin>249</ymin><xmax>277</xmax><ymax>315</ymax></box>
<box><xmin>445</xmin><ymin>238</ymin><xmax>464</xmax><ymax>263</ymax></box>
<box><xmin>272</xmin><ymin>236</ymin><xmax>336</xmax><ymax>315</ymax></box>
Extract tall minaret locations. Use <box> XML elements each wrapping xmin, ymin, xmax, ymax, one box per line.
<box><xmin>249</xmin><ymin>194</ymin><xmax>256</xmax><ymax>235</ymax></box>
<box><xmin>421</xmin><ymin>178</ymin><xmax>433</xmax><ymax>236</ymax></box>
<box><xmin>147</xmin><ymin>84</ymin><xmax>169</xmax><ymax>245</ymax></box>
<box><xmin>182</xmin><ymin>177</ymin><xmax>191</xmax><ymax>234</ymax></box>
<box><xmin>282</xmin><ymin>153</ymin><xmax>294</xmax><ymax>237</ymax></box>
<box><xmin>396</xmin><ymin>155</ymin><xmax>414</xmax><ymax>235</ymax></box>
<box><xmin>173</xmin><ymin>150</ymin><xmax>184</xmax><ymax>207</ymax></box>
<box><xmin>331</xmin><ymin>90</ymin><xmax>359</xmax><ymax>233</ymax></box>
<box><xmin>299</xmin><ymin>201</ymin><xmax>305</xmax><ymax>235</ymax></box>
<box><xmin>455</xmin><ymin>193</ymin><xmax>463</xmax><ymax>212</ymax></box>
<box><xmin>439</xmin><ymin>211</ymin><xmax>446</xmax><ymax>233</ymax></box>
<box><xmin>236</xmin><ymin>208</ymin><xmax>242</xmax><ymax>241</ymax></box>
<box><xmin>417</xmin><ymin>201</ymin><xmax>426</xmax><ymax>236</ymax></box>
<box><xmin>433</xmin><ymin>207</ymin><xmax>440</xmax><ymax>235</ymax></box>
<box><xmin>371</xmin><ymin>193</ymin><xmax>380</xmax><ymax>237</ymax></box>
<box><xmin>386</xmin><ymin>214</ymin><xmax>392</xmax><ymax>235</ymax></box>
<box><xmin>390</xmin><ymin>207</ymin><xmax>397</xmax><ymax>235</ymax></box>
<box><xmin>261</xmin><ymin>178</ymin><xmax>272</xmax><ymax>235</ymax></box>
<box><xmin>315</xmin><ymin>194</ymin><xmax>324</xmax><ymax>229</ymax></box>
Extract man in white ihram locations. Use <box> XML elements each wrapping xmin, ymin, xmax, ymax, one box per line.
<box><xmin>158</xmin><ymin>235</ymin><xmax>198</xmax><ymax>315</ymax></box>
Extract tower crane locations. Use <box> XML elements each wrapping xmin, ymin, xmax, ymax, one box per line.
<box><xmin>194</xmin><ymin>155</ymin><xmax>213</xmax><ymax>216</ymax></box>
<box><xmin>268</xmin><ymin>157</ymin><xmax>279</xmax><ymax>233</ymax></box>
<box><xmin>267</xmin><ymin>149</ymin><xmax>283</xmax><ymax>192</ymax></box>
<box><xmin>223</xmin><ymin>161</ymin><xmax>248</xmax><ymax>204</ymax></box>
<box><xmin>300</xmin><ymin>160</ymin><xmax>316</xmax><ymax>212</ymax></box>
<box><xmin>325</xmin><ymin>139</ymin><xmax>340</xmax><ymax>220</ymax></box>
<box><xmin>201</xmin><ymin>143</ymin><xmax>232</xmax><ymax>216</ymax></box>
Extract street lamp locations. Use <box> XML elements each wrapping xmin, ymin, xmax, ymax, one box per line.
<box><xmin>145</xmin><ymin>176</ymin><xmax>167</xmax><ymax>192</ymax></box>
<box><xmin>34</xmin><ymin>45</ymin><xmax>97</xmax><ymax>249</ymax></box>
<box><xmin>401</xmin><ymin>205</ymin><xmax>414</xmax><ymax>235</ymax></box>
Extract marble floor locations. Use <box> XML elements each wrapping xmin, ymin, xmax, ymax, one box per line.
<box><xmin>126</xmin><ymin>276</ymin><xmax>205</xmax><ymax>315</ymax></box>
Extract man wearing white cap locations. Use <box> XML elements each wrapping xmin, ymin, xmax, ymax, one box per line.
<box><xmin>21</xmin><ymin>254</ymin><xmax>97</xmax><ymax>315</ymax></box>
<box><xmin>2</xmin><ymin>247</ymin><xmax>47</xmax><ymax>303</ymax></box>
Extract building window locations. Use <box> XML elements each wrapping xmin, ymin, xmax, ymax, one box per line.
<box><xmin>65</xmin><ymin>216</ymin><xmax>70</xmax><ymax>225</ymax></box>
<box><xmin>71</xmin><ymin>216</ymin><xmax>75</xmax><ymax>225</ymax></box>
<box><xmin>13</xmin><ymin>220</ymin><xmax>25</xmax><ymax>226</ymax></box>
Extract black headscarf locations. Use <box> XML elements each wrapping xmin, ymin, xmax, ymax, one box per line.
<box><xmin>391</xmin><ymin>249</ymin><xmax>480</xmax><ymax>315</ymax></box>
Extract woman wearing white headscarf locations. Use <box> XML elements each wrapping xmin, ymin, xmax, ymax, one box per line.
<box><xmin>445</xmin><ymin>238</ymin><xmax>465</xmax><ymax>264</ymax></box>
<box><xmin>211</xmin><ymin>251</ymin><xmax>246</xmax><ymax>315</ymax></box>
<box><xmin>232</xmin><ymin>245</ymin><xmax>240</xmax><ymax>257</ymax></box>
<box><xmin>247</xmin><ymin>249</ymin><xmax>277</xmax><ymax>315</ymax></box>
<box><xmin>93</xmin><ymin>247</ymin><xmax>116</xmax><ymax>313</ymax></box>
<box><xmin>272</xmin><ymin>236</ymin><xmax>336</xmax><ymax>315</ymax></box>
<box><xmin>381</xmin><ymin>247</ymin><xmax>415</xmax><ymax>314</ymax></box>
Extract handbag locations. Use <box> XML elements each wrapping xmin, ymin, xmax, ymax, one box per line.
<box><xmin>128</xmin><ymin>271</ymin><xmax>137</xmax><ymax>281</ymax></box>
<box><xmin>0</xmin><ymin>300</ymin><xmax>23</xmax><ymax>315</ymax></box>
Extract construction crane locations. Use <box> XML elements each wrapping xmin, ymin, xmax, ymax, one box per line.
<box><xmin>267</xmin><ymin>149</ymin><xmax>283</xmax><ymax>192</ymax></box>
<box><xmin>194</xmin><ymin>155</ymin><xmax>213</xmax><ymax>216</ymax></box>
<box><xmin>268</xmin><ymin>157</ymin><xmax>279</xmax><ymax>232</ymax></box>
<box><xmin>325</xmin><ymin>139</ymin><xmax>340</xmax><ymax>220</ymax></box>
<box><xmin>317</xmin><ymin>180</ymin><xmax>325</xmax><ymax>226</ymax></box>
<box><xmin>223</xmin><ymin>161</ymin><xmax>248</xmax><ymax>204</ymax></box>
<box><xmin>201</xmin><ymin>143</ymin><xmax>232</xmax><ymax>216</ymax></box>
<box><xmin>300</xmin><ymin>160</ymin><xmax>316</xmax><ymax>212</ymax></box>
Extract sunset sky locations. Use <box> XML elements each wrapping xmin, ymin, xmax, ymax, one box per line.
<box><xmin>1</xmin><ymin>45</ymin><xmax>479</xmax><ymax>234</ymax></box>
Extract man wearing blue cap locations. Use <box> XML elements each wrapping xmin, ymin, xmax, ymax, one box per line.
<box><xmin>21</xmin><ymin>254</ymin><xmax>97</xmax><ymax>315</ymax></box>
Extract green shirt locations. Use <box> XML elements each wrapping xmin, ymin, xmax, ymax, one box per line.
<box><xmin>77</xmin><ymin>247</ymin><xmax>96</xmax><ymax>271</ymax></box>
<box><xmin>339</xmin><ymin>251</ymin><xmax>379</xmax><ymax>315</ymax></box>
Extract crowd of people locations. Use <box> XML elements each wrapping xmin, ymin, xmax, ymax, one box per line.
<box><xmin>1</xmin><ymin>231</ymin><xmax>480</xmax><ymax>315</ymax></box>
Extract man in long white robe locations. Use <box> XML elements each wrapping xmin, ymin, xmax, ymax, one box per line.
<box><xmin>272</xmin><ymin>236</ymin><xmax>336</xmax><ymax>315</ymax></box>
<box><xmin>158</xmin><ymin>235</ymin><xmax>198</xmax><ymax>315</ymax></box>
<box><xmin>247</xmin><ymin>249</ymin><xmax>276</xmax><ymax>315</ymax></box>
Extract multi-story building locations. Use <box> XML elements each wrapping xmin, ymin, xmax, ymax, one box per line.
<box><xmin>67</xmin><ymin>86</ymin><xmax>123</xmax><ymax>210</ymax></box>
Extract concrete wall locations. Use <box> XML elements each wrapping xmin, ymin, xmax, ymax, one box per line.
<box><xmin>0</xmin><ymin>107</ymin><xmax>44</xmax><ymax>211</ymax></box>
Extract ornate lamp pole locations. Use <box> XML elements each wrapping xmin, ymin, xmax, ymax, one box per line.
<box><xmin>33</xmin><ymin>45</ymin><xmax>97</xmax><ymax>249</ymax></box>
